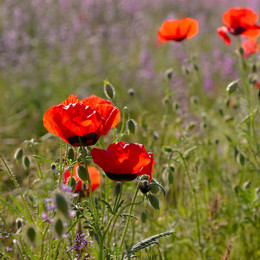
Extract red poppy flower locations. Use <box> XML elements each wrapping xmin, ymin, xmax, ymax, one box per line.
<box><xmin>241</xmin><ymin>38</ymin><xmax>259</xmax><ymax>57</ymax></box>
<box><xmin>254</xmin><ymin>81</ymin><xmax>260</xmax><ymax>89</ymax></box>
<box><xmin>158</xmin><ymin>18</ymin><xmax>199</xmax><ymax>42</ymax></box>
<box><xmin>218</xmin><ymin>8</ymin><xmax>260</xmax><ymax>44</ymax></box>
<box><xmin>43</xmin><ymin>95</ymin><xmax>120</xmax><ymax>146</ymax></box>
<box><xmin>91</xmin><ymin>142</ymin><xmax>155</xmax><ymax>181</ymax></box>
<box><xmin>63</xmin><ymin>163</ymin><xmax>100</xmax><ymax>194</ymax></box>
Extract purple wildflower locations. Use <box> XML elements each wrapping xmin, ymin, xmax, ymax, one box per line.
<box><xmin>67</xmin><ymin>233</ymin><xmax>93</xmax><ymax>260</ymax></box>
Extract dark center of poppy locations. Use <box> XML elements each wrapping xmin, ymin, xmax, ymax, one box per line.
<box><xmin>67</xmin><ymin>133</ymin><xmax>98</xmax><ymax>146</ymax></box>
<box><xmin>229</xmin><ymin>26</ymin><xmax>246</xmax><ymax>35</ymax></box>
<box><xmin>105</xmin><ymin>172</ymin><xmax>138</xmax><ymax>181</ymax></box>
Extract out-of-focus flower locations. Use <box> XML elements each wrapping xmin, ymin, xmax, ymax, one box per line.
<box><xmin>241</xmin><ymin>37</ymin><xmax>259</xmax><ymax>57</ymax></box>
<box><xmin>158</xmin><ymin>18</ymin><xmax>199</xmax><ymax>42</ymax></box>
<box><xmin>217</xmin><ymin>8</ymin><xmax>260</xmax><ymax>44</ymax></box>
<box><xmin>91</xmin><ymin>141</ymin><xmax>155</xmax><ymax>181</ymax></box>
<box><xmin>63</xmin><ymin>163</ymin><xmax>100</xmax><ymax>194</ymax></box>
<box><xmin>254</xmin><ymin>81</ymin><xmax>260</xmax><ymax>89</ymax></box>
<box><xmin>43</xmin><ymin>95</ymin><xmax>120</xmax><ymax>146</ymax></box>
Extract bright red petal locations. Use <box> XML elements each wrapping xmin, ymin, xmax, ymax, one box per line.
<box><xmin>217</xmin><ymin>26</ymin><xmax>231</xmax><ymax>44</ymax></box>
<box><xmin>43</xmin><ymin>102</ymin><xmax>105</xmax><ymax>146</ymax></box>
<box><xmin>91</xmin><ymin>142</ymin><xmax>154</xmax><ymax>181</ymax></box>
<box><xmin>82</xmin><ymin>95</ymin><xmax>120</xmax><ymax>135</ymax></box>
<box><xmin>158</xmin><ymin>18</ymin><xmax>198</xmax><ymax>42</ymax></box>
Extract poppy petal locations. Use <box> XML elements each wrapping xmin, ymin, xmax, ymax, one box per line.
<box><xmin>158</xmin><ymin>18</ymin><xmax>199</xmax><ymax>42</ymax></box>
<box><xmin>217</xmin><ymin>26</ymin><xmax>231</xmax><ymax>44</ymax></box>
<box><xmin>43</xmin><ymin>102</ymin><xmax>105</xmax><ymax>146</ymax></box>
<box><xmin>63</xmin><ymin>163</ymin><xmax>101</xmax><ymax>193</ymax></box>
<box><xmin>82</xmin><ymin>95</ymin><xmax>121</xmax><ymax>135</ymax></box>
<box><xmin>91</xmin><ymin>141</ymin><xmax>155</xmax><ymax>181</ymax></box>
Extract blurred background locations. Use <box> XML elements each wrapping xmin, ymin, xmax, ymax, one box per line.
<box><xmin>0</xmin><ymin>0</ymin><xmax>259</xmax><ymax>152</ymax></box>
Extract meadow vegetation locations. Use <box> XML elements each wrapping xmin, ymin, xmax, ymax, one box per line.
<box><xmin>1</xmin><ymin>0</ymin><xmax>260</xmax><ymax>259</ymax></box>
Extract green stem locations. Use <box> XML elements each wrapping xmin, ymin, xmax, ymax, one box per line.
<box><xmin>59</xmin><ymin>139</ymin><xmax>63</xmax><ymax>186</ymax></box>
<box><xmin>79</xmin><ymin>143</ymin><xmax>102</xmax><ymax>259</ymax></box>
<box><xmin>119</xmin><ymin>187</ymin><xmax>139</xmax><ymax>256</ymax></box>
<box><xmin>174</xmin><ymin>151</ymin><xmax>203</xmax><ymax>259</ymax></box>
<box><xmin>0</xmin><ymin>155</ymin><xmax>34</xmax><ymax>224</ymax></box>
<box><xmin>116</xmin><ymin>107</ymin><xmax>127</xmax><ymax>141</ymax></box>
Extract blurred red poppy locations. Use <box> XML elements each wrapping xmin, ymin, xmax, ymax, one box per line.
<box><xmin>158</xmin><ymin>18</ymin><xmax>199</xmax><ymax>42</ymax></box>
<box><xmin>241</xmin><ymin>38</ymin><xmax>259</xmax><ymax>57</ymax></box>
<box><xmin>218</xmin><ymin>8</ymin><xmax>260</xmax><ymax>44</ymax></box>
<box><xmin>63</xmin><ymin>163</ymin><xmax>100</xmax><ymax>194</ymax></box>
<box><xmin>91</xmin><ymin>141</ymin><xmax>155</xmax><ymax>181</ymax></box>
<box><xmin>43</xmin><ymin>95</ymin><xmax>120</xmax><ymax>146</ymax></box>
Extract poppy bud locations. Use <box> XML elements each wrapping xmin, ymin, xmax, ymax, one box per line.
<box><xmin>168</xmin><ymin>171</ymin><xmax>174</xmax><ymax>184</ymax></box>
<box><xmin>252</xmin><ymin>64</ymin><xmax>257</xmax><ymax>73</ymax></box>
<box><xmin>138</xmin><ymin>180</ymin><xmax>151</xmax><ymax>194</ymax></box>
<box><xmin>55</xmin><ymin>193</ymin><xmax>69</xmax><ymax>217</ymax></box>
<box><xmin>14</xmin><ymin>148</ymin><xmax>24</xmax><ymax>161</ymax></box>
<box><xmin>186</xmin><ymin>121</ymin><xmax>196</xmax><ymax>131</ymax></box>
<box><xmin>226</xmin><ymin>79</ymin><xmax>239</xmax><ymax>94</ymax></box>
<box><xmin>148</xmin><ymin>193</ymin><xmax>160</xmax><ymax>210</ymax></box>
<box><xmin>141</xmin><ymin>211</ymin><xmax>147</xmax><ymax>223</ymax></box>
<box><xmin>190</xmin><ymin>96</ymin><xmax>198</xmax><ymax>105</ymax></box>
<box><xmin>104</xmin><ymin>80</ymin><xmax>115</xmax><ymax>100</ymax></box>
<box><xmin>26</xmin><ymin>227</ymin><xmax>36</xmax><ymax>244</ymax></box>
<box><xmin>16</xmin><ymin>218</ymin><xmax>23</xmax><ymax>230</ymax></box>
<box><xmin>165</xmin><ymin>68</ymin><xmax>173</xmax><ymax>80</ymax></box>
<box><xmin>239</xmin><ymin>46</ymin><xmax>244</xmax><ymax>56</ymax></box>
<box><xmin>127</xmin><ymin>88</ymin><xmax>135</xmax><ymax>96</ymax></box>
<box><xmin>51</xmin><ymin>163</ymin><xmax>56</xmax><ymax>174</ymax></box>
<box><xmin>193</xmin><ymin>64</ymin><xmax>199</xmax><ymax>71</ymax></box>
<box><xmin>68</xmin><ymin>176</ymin><xmax>77</xmax><ymax>191</ymax></box>
<box><xmin>55</xmin><ymin>219</ymin><xmax>63</xmax><ymax>237</ymax></box>
<box><xmin>76</xmin><ymin>165</ymin><xmax>88</xmax><ymax>182</ymax></box>
<box><xmin>163</xmin><ymin>146</ymin><xmax>173</xmax><ymax>153</ymax></box>
<box><xmin>23</xmin><ymin>156</ymin><xmax>30</xmax><ymax>170</ymax></box>
<box><xmin>128</xmin><ymin>119</ymin><xmax>136</xmax><ymax>135</ymax></box>
<box><xmin>150</xmin><ymin>183</ymin><xmax>159</xmax><ymax>194</ymax></box>
<box><xmin>237</xmin><ymin>153</ymin><xmax>245</xmax><ymax>166</ymax></box>
<box><xmin>255</xmin><ymin>187</ymin><xmax>260</xmax><ymax>195</ymax></box>
<box><xmin>67</xmin><ymin>147</ymin><xmax>75</xmax><ymax>161</ymax></box>
<box><xmin>114</xmin><ymin>182</ymin><xmax>121</xmax><ymax>196</ymax></box>
<box><xmin>243</xmin><ymin>181</ymin><xmax>251</xmax><ymax>190</ymax></box>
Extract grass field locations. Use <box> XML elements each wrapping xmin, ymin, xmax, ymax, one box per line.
<box><xmin>1</xmin><ymin>0</ymin><xmax>260</xmax><ymax>259</ymax></box>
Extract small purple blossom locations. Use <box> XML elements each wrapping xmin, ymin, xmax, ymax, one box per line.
<box><xmin>41</xmin><ymin>212</ymin><xmax>54</xmax><ymax>223</ymax></box>
<box><xmin>67</xmin><ymin>233</ymin><xmax>93</xmax><ymax>260</ymax></box>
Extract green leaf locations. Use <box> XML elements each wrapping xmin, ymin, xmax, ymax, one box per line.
<box><xmin>33</xmin><ymin>155</ymin><xmax>54</xmax><ymax>163</ymax></box>
<box><xmin>0</xmin><ymin>198</ymin><xmax>21</xmax><ymax>216</ymax></box>
<box><xmin>101</xmin><ymin>200</ymin><xmax>113</xmax><ymax>214</ymax></box>
<box><xmin>9</xmin><ymin>195</ymin><xmax>31</xmax><ymax>223</ymax></box>
<box><xmin>151</xmin><ymin>179</ymin><xmax>166</xmax><ymax>196</ymax></box>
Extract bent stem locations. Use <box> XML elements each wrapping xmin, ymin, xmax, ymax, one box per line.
<box><xmin>119</xmin><ymin>187</ymin><xmax>139</xmax><ymax>257</ymax></box>
<box><xmin>173</xmin><ymin>150</ymin><xmax>203</xmax><ymax>259</ymax></box>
